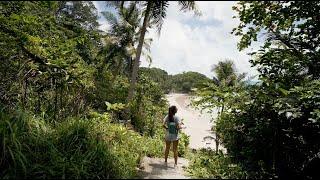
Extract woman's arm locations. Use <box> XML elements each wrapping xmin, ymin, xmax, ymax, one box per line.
<box><xmin>162</xmin><ymin>116</ymin><xmax>168</xmax><ymax>129</ymax></box>
<box><xmin>176</xmin><ymin>118</ymin><xmax>183</xmax><ymax>130</ymax></box>
<box><xmin>163</xmin><ymin>120</ymin><xmax>168</xmax><ymax>129</ymax></box>
<box><xmin>176</xmin><ymin>123</ymin><xmax>182</xmax><ymax>130</ymax></box>
<box><xmin>163</xmin><ymin>124</ymin><xmax>168</xmax><ymax>129</ymax></box>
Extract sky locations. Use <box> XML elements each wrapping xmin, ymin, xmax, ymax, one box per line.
<box><xmin>93</xmin><ymin>1</ymin><xmax>262</xmax><ymax>79</ymax></box>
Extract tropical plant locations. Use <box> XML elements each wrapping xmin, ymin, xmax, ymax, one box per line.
<box><xmin>192</xmin><ymin>59</ymin><xmax>248</xmax><ymax>153</ymax></box>
<box><xmin>102</xmin><ymin>2</ymin><xmax>153</xmax><ymax>78</ymax></box>
<box><xmin>0</xmin><ymin>1</ymin><xmax>190</xmax><ymax>179</ymax></box>
<box><xmin>0</xmin><ymin>1</ymin><xmax>99</xmax><ymax>119</ymax></box>
<box><xmin>119</xmin><ymin>1</ymin><xmax>201</xmax><ymax>117</ymax></box>
<box><xmin>170</xmin><ymin>71</ymin><xmax>212</xmax><ymax>93</ymax></box>
<box><xmin>215</xmin><ymin>1</ymin><xmax>320</xmax><ymax>179</ymax></box>
<box><xmin>187</xmin><ymin>149</ymin><xmax>248</xmax><ymax>179</ymax></box>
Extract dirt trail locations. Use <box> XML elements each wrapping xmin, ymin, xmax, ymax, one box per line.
<box><xmin>138</xmin><ymin>93</ymin><xmax>224</xmax><ymax>179</ymax></box>
<box><xmin>138</xmin><ymin>157</ymin><xmax>190</xmax><ymax>179</ymax></box>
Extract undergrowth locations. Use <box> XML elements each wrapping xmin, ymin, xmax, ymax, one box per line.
<box><xmin>186</xmin><ymin>148</ymin><xmax>248</xmax><ymax>179</ymax></box>
<box><xmin>0</xmin><ymin>110</ymin><xmax>189</xmax><ymax>178</ymax></box>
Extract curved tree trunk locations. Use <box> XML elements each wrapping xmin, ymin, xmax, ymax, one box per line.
<box><xmin>125</xmin><ymin>1</ymin><xmax>152</xmax><ymax>119</ymax></box>
<box><xmin>216</xmin><ymin>99</ymin><xmax>224</xmax><ymax>154</ymax></box>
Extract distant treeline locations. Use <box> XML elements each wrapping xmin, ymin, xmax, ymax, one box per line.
<box><xmin>139</xmin><ymin>67</ymin><xmax>212</xmax><ymax>94</ymax></box>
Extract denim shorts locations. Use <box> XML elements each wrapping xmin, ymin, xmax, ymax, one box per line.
<box><xmin>165</xmin><ymin>133</ymin><xmax>179</xmax><ymax>141</ymax></box>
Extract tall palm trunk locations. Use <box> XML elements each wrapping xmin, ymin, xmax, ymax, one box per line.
<box><xmin>125</xmin><ymin>1</ymin><xmax>152</xmax><ymax>118</ymax></box>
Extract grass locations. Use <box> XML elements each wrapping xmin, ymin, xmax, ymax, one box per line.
<box><xmin>0</xmin><ymin>109</ymin><xmax>190</xmax><ymax>179</ymax></box>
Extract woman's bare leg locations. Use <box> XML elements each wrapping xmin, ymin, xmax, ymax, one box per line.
<box><xmin>173</xmin><ymin>140</ymin><xmax>179</xmax><ymax>165</ymax></box>
<box><xmin>164</xmin><ymin>140</ymin><xmax>171</xmax><ymax>163</ymax></box>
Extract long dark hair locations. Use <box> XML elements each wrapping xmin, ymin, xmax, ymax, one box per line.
<box><xmin>168</xmin><ymin>106</ymin><xmax>177</xmax><ymax>122</ymax></box>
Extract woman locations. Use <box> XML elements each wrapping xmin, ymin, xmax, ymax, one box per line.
<box><xmin>162</xmin><ymin>105</ymin><xmax>182</xmax><ymax>168</ymax></box>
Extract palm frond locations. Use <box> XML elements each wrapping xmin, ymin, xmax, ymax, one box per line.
<box><xmin>105</xmin><ymin>1</ymin><xmax>123</xmax><ymax>9</ymax></box>
<box><xmin>178</xmin><ymin>1</ymin><xmax>202</xmax><ymax>16</ymax></box>
<box><xmin>212</xmin><ymin>76</ymin><xmax>220</xmax><ymax>86</ymax></box>
<box><xmin>144</xmin><ymin>37</ymin><xmax>153</xmax><ymax>44</ymax></box>
<box><xmin>126</xmin><ymin>1</ymin><xmax>138</xmax><ymax>18</ymax></box>
<box><xmin>141</xmin><ymin>50</ymin><xmax>152</xmax><ymax>66</ymax></box>
<box><xmin>143</xmin><ymin>38</ymin><xmax>153</xmax><ymax>51</ymax></box>
<box><xmin>101</xmin><ymin>11</ymin><xmax>118</xmax><ymax>31</ymax></box>
<box><xmin>106</xmin><ymin>1</ymin><xmax>127</xmax><ymax>21</ymax></box>
<box><xmin>150</xmin><ymin>1</ymin><xmax>169</xmax><ymax>35</ymax></box>
<box><xmin>237</xmin><ymin>72</ymin><xmax>247</xmax><ymax>82</ymax></box>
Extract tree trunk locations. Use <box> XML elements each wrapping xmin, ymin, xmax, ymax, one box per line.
<box><xmin>59</xmin><ymin>83</ymin><xmax>63</xmax><ymax>118</ymax></box>
<box><xmin>54</xmin><ymin>77</ymin><xmax>58</xmax><ymax>120</ymax></box>
<box><xmin>221</xmin><ymin>103</ymin><xmax>224</xmax><ymax>115</ymax></box>
<box><xmin>125</xmin><ymin>1</ymin><xmax>152</xmax><ymax>118</ymax></box>
<box><xmin>274</xmin><ymin>115</ymin><xmax>281</xmax><ymax>178</ymax></box>
<box><xmin>215</xmin><ymin>101</ymin><xmax>224</xmax><ymax>154</ymax></box>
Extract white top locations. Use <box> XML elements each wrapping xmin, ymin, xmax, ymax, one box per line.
<box><xmin>163</xmin><ymin>115</ymin><xmax>180</xmax><ymax>125</ymax></box>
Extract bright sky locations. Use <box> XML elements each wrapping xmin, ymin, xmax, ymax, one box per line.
<box><xmin>93</xmin><ymin>1</ymin><xmax>262</xmax><ymax>79</ymax></box>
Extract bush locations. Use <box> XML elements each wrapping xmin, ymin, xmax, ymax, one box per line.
<box><xmin>0</xmin><ymin>110</ymin><xmax>168</xmax><ymax>179</ymax></box>
<box><xmin>1</xmin><ymin>107</ymin><xmax>192</xmax><ymax>179</ymax></box>
<box><xmin>187</xmin><ymin>149</ymin><xmax>248</xmax><ymax>179</ymax></box>
<box><xmin>215</xmin><ymin>80</ymin><xmax>320</xmax><ymax>179</ymax></box>
<box><xmin>0</xmin><ymin>110</ymin><xmax>136</xmax><ymax>178</ymax></box>
<box><xmin>178</xmin><ymin>132</ymin><xmax>190</xmax><ymax>157</ymax></box>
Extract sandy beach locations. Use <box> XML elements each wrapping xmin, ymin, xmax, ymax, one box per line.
<box><xmin>166</xmin><ymin>93</ymin><xmax>224</xmax><ymax>151</ymax></box>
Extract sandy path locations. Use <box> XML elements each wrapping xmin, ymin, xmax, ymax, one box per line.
<box><xmin>138</xmin><ymin>157</ymin><xmax>190</xmax><ymax>179</ymax></box>
<box><xmin>138</xmin><ymin>93</ymin><xmax>225</xmax><ymax>179</ymax></box>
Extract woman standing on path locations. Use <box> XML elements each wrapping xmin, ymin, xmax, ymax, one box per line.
<box><xmin>163</xmin><ymin>105</ymin><xmax>182</xmax><ymax>168</ymax></box>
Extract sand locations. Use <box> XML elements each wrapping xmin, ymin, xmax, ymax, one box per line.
<box><xmin>166</xmin><ymin>93</ymin><xmax>223</xmax><ymax>150</ymax></box>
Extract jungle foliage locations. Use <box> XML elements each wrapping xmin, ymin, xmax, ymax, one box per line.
<box><xmin>0</xmin><ymin>1</ymin><xmax>190</xmax><ymax>178</ymax></box>
<box><xmin>190</xmin><ymin>1</ymin><xmax>320</xmax><ymax>179</ymax></box>
<box><xmin>139</xmin><ymin>67</ymin><xmax>212</xmax><ymax>94</ymax></box>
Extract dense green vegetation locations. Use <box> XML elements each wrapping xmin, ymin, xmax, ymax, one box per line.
<box><xmin>190</xmin><ymin>1</ymin><xmax>320</xmax><ymax>179</ymax></box>
<box><xmin>170</xmin><ymin>71</ymin><xmax>212</xmax><ymax>93</ymax></box>
<box><xmin>139</xmin><ymin>67</ymin><xmax>171</xmax><ymax>94</ymax></box>
<box><xmin>0</xmin><ymin>110</ymin><xmax>191</xmax><ymax>178</ymax></box>
<box><xmin>187</xmin><ymin>149</ymin><xmax>247</xmax><ymax>179</ymax></box>
<box><xmin>1</xmin><ymin>1</ymin><xmax>319</xmax><ymax>179</ymax></box>
<box><xmin>1</xmin><ymin>111</ymin><xmax>150</xmax><ymax>178</ymax></box>
<box><xmin>140</xmin><ymin>67</ymin><xmax>212</xmax><ymax>93</ymax></box>
<box><xmin>0</xmin><ymin>1</ymin><xmax>191</xmax><ymax>178</ymax></box>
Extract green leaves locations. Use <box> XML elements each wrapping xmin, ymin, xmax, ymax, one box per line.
<box><xmin>232</xmin><ymin>1</ymin><xmax>320</xmax><ymax>56</ymax></box>
<box><xmin>278</xmin><ymin>87</ymin><xmax>288</xmax><ymax>96</ymax></box>
<box><xmin>187</xmin><ymin>149</ymin><xmax>248</xmax><ymax>179</ymax></box>
<box><xmin>197</xmin><ymin>4</ymin><xmax>320</xmax><ymax>176</ymax></box>
<box><xmin>105</xmin><ymin>101</ymin><xmax>126</xmax><ymax>112</ymax></box>
<box><xmin>192</xmin><ymin>59</ymin><xmax>248</xmax><ymax>114</ymax></box>
<box><xmin>149</xmin><ymin>1</ymin><xmax>201</xmax><ymax>34</ymax></box>
<box><xmin>0</xmin><ymin>1</ymin><xmax>102</xmax><ymax>116</ymax></box>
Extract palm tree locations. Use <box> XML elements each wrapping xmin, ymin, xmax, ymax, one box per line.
<box><xmin>211</xmin><ymin>59</ymin><xmax>247</xmax><ymax>116</ymax></box>
<box><xmin>120</xmin><ymin>1</ymin><xmax>201</xmax><ymax>115</ymax></box>
<box><xmin>211</xmin><ymin>59</ymin><xmax>247</xmax><ymax>87</ymax></box>
<box><xmin>208</xmin><ymin>59</ymin><xmax>247</xmax><ymax>153</ymax></box>
<box><xmin>102</xmin><ymin>2</ymin><xmax>152</xmax><ymax>79</ymax></box>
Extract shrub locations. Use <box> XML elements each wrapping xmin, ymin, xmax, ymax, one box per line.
<box><xmin>1</xmin><ymin>108</ymin><xmax>191</xmax><ymax>179</ymax></box>
<box><xmin>0</xmin><ymin>110</ymin><xmax>161</xmax><ymax>178</ymax></box>
<box><xmin>178</xmin><ymin>132</ymin><xmax>190</xmax><ymax>157</ymax></box>
<box><xmin>187</xmin><ymin>149</ymin><xmax>248</xmax><ymax>179</ymax></box>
